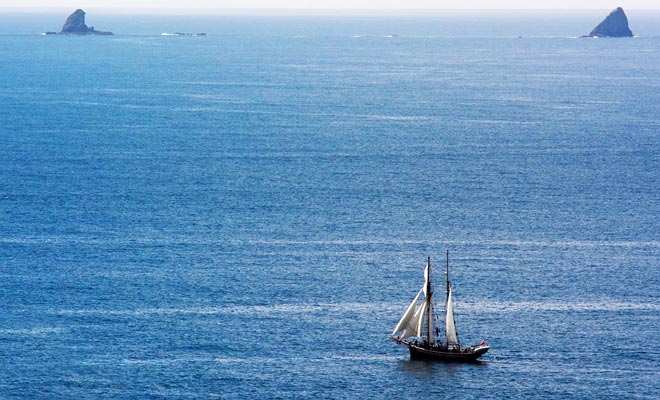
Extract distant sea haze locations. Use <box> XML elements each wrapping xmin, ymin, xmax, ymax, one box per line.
<box><xmin>1</xmin><ymin>10</ymin><xmax>660</xmax><ymax>36</ymax></box>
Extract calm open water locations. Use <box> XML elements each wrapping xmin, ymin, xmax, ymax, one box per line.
<box><xmin>1</xmin><ymin>14</ymin><xmax>659</xmax><ymax>399</ymax></box>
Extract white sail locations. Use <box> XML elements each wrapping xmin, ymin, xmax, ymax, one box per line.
<box><xmin>407</xmin><ymin>299</ymin><xmax>427</xmax><ymax>339</ymax></box>
<box><xmin>445</xmin><ymin>286</ymin><xmax>459</xmax><ymax>346</ymax></box>
<box><xmin>392</xmin><ymin>287</ymin><xmax>423</xmax><ymax>336</ymax></box>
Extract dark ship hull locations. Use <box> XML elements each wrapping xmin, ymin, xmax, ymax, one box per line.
<box><xmin>408</xmin><ymin>343</ymin><xmax>490</xmax><ymax>362</ymax></box>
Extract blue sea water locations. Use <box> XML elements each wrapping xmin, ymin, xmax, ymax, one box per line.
<box><xmin>1</xmin><ymin>14</ymin><xmax>659</xmax><ymax>399</ymax></box>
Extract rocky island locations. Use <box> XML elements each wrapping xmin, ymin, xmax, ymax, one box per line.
<box><xmin>47</xmin><ymin>9</ymin><xmax>113</xmax><ymax>35</ymax></box>
<box><xmin>585</xmin><ymin>7</ymin><xmax>633</xmax><ymax>38</ymax></box>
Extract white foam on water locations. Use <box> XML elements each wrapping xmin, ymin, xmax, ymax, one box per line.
<box><xmin>330</xmin><ymin>354</ymin><xmax>400</xmax><ymax>362</ymax></box>
<box><xmin>54</xmin><ymin>307</ymin><xmax>222</xmax><ymax>317</ymax></box>
<box><xmin>241</xmin><ymin>238</ymin><xmax>660</xmax><ymax>249</ymax></box>
<box><xmin>270</xmin><ymin>64</ymin><xmax>321</xmax><ymax>69</ymax></box>
<box><xmin>0</xmin><ymin>327</ymin><xmax>65</xmax><ymax>335</ymax></box>
<box><xmin>214</xmin><ymin>356</ymin><xmax>278</xmax><ymax>364</ymax></box>
<box><xmin>122</xmin><ymin>355</ymin><xmax>217</xmax><ymax>365</ymax></box>
<box><xmin>460</xmin><ymin>300</ymin><xmax>660</xmax><ymax>313</ymax></box>
<box><xmin>169</xmin><ymin>81</ymin><xmax>286</xmax><ymax>87</ymax></box>
<box><xmin>52</xmin><ymin>302</ymin><xmax>389</xmax><ymax>317</ymax></box>
<box><xmin>61</xmin><ymin>100</ymin><xmax>109</xmax><ymax>107</ymax></box>
<box><xmin>119</xmin><ymin>104</ymin><xmax>162</xmax><ymax>110</ymax></box>
<box><xmin>365</xmin><ymin>115</ymin><xmax>433</xmax><ymax>122</ymax></box>
<box><xmin>80</xmin><ymin>88</ymin><xmax>133</xmax><ymax>94</ymax></box>
<box><xmin>196</xmin><ymin>108</ymin><xmax>279</xmax><ymax>115</ymax></box>
<box><xmin>110</xmin><ymin>38</ymin><xmax>160</xmax><ymax>45</ymax></box>
<box><xmin>457</xmin><ymin>118</ymin><xmax>543</xmax><ymax>125</ymax></box>
<box><xmin>52</xmin><ymin>298</ymin><xmax>659</xmax><ymax>320</ymax></box>
<box><xmin>181</xmin><ymin>94</ymin><xmax>252</xmax><ymax>103</ymax></box>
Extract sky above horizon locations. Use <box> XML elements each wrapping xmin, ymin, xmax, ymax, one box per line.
<box><xmin>1</xmin><ymin>1</ymin><xmax>658</xmax><ymax>13</ymax></box>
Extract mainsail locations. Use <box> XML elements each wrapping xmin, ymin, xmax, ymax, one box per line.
<box><xmin>445</xmin><ymin>286</ymin><xmax>459</xmax><ymax>346</ymax></box>
<box><xmin>426</xmin><ymin>301</ymin><xmax>435</xmax><ymax>345</ymax></box>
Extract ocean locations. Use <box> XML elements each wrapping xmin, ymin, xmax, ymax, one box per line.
<box><xmin>0</xmin><ymin>12</ymin><xmax>659</xmax><ymax>399</ymax></box>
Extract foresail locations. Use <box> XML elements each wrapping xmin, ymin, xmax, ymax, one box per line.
<box><xmin>392</xmin><ymin>287</ymin><xmax>423</xmax><ymax>335</ymax></box>
<box><xmin>445</xmin><ymin>287</ymin><xmax>459</xmax><ymax>346</ymax></box>
<box><xmin>392</xmin><ymin>258</ymin><xmax>434</xmax><ymax>341</ymax></box>
<box><xmin>405</xmin><ymin>299</ymin><xmax>427</xmax><ymax>339</ymax></box>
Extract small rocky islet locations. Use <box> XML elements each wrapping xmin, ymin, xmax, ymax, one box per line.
<box><xmin>43</xmin><ymin>9</ymin><xmax>113</xmax><ymax>35</ymax></box>
<box><xmin>583</xmin><ymin>7</ymin><xmax>634</xmax><ymax>38</ymax></box>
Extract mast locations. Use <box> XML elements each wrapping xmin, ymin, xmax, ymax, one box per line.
<box><xmin>426</xmin><ymin>256</ymin><xmax>434</xmax><ymax>345</ymax></box>
<box><xmin>446</xmin><ymin>250</ymin><xmax>450</xmax><ymax>302</ymax></box>
<box><xmin>445</xmin><ymin>250</ymin><xmax>451</xmax><ymax>347</ymax></box>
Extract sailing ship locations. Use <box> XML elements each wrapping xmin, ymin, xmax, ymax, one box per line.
<box><xmin>389</xmin><ymin>252</ymin><xmax>490</xmax><ymax>361</ymax></box>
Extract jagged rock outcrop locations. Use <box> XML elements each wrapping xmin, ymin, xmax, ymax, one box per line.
<box><xmin>59</xmin><ymin>9</ymin><xmax>113</xmax><ymax>35</ymax></box>
<box><xmin>587</xmin><ymin>7</ymin><xmax>633</xmax><ymax>37</ymax></box>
